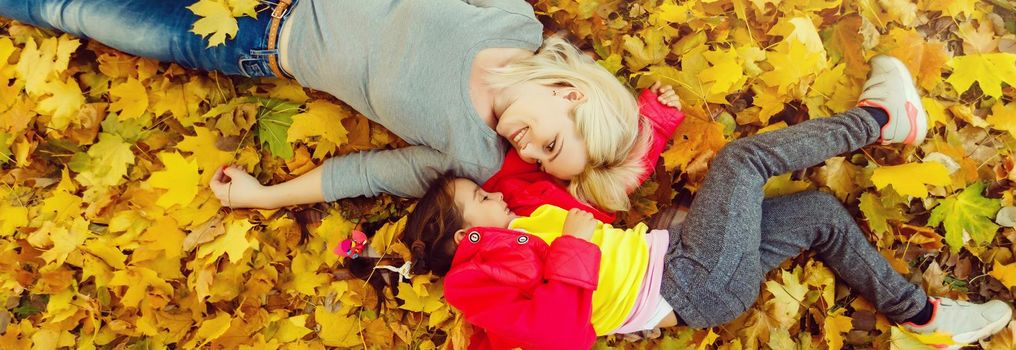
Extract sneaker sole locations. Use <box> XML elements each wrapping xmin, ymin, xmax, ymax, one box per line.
<box><xmin>886</xmin><ymin>57</ymin><xmax>928</xmax><ymax>145</ymax></box>
<box><xmin>949</xmin><ymin>306</ymin><xmax>1013</xmax><ymax>346</ymax></box>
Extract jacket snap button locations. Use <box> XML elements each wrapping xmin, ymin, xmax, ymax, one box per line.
<box><xmin>468</xmin><ymin>231</ymin><xmax>481</xmax><ymax>243</ymax></box>
<box><xmin>516</xmin><ymin>235</ymin><xmax>529</xmax><ymax>244</ymax></box>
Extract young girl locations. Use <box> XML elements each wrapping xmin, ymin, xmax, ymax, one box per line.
<box><xmin>0</xmin><ymin>0</ymin><xmax>656</xmax><ymax>212</ymax></box>
<box><xmin>393</xmin><ymin>55</ymin><xmax>1012</xmax><ymax>350</ymax></box>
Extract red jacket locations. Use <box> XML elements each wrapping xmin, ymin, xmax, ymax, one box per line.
<box><xmin>446</xmin><ymin>90</ymin><xmax>685</xmax><ymax>350</ymax></box>
<box><xmin>443</xmin><ymin>227</ymin><xmax>601</xmax><ymax>350</ymax></box>
<box><xmin>482</xmin><ymin>89</ymin><xmax>685</xmax><ymax>223</ymax></box>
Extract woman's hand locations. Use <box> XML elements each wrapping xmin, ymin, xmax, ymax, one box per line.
<box><xmin>563</xmin><ymin>208</ymin><xmax>598</xmax><ymax>242</ymax></box>
<box><xmin>209</xmin><ymin>164</ymin><xmax>276</xmax><ymax>209</ymax></box>
<box><xmin>650</xmin><ymin>81</ymin><xmax>682</xmax><ymax>110</ymax></box>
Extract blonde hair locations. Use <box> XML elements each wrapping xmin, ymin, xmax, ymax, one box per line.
<box><xmin>486</xmin><ymin>36</ymin><xmax>649</xmax><ymax>212</ymax></box>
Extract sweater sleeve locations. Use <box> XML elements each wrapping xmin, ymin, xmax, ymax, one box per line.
<box><xmin>320</xmin><ymin>145</ymin><xmax>494</xmax><ymax>201</ymax></box>
<box><xmin>444</xmin><ymin>237</ymin><xmax>601</xmax><ymax>350</ymax></box>
<box><xmin>635</xmin><ymin>88</ymin><xmax>686</xmax><ymax>184</ymax></box>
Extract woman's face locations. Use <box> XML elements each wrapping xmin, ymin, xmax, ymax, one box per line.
<box><xmin>495</xmin><ymin>83</ymin><xmax>589</xmax><ymax>181</ymax></box>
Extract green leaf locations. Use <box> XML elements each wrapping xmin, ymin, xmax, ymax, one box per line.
<box><xmin>255</xmin><ymin>97</ymin><xmax>298</xmax><ymax>160</ymax></box>
<box><xmin>928</xmin><ymin>182</ymin><xmax>1001</xmax><ymax>253</ymax></box>
<box><xmin>0</xmin><ymin>132</ymin><xmax>12</xmax><ymax>165</ymax></box>
<box><xmin>859</xmin><ymin>192</ymin><xmax>905</xmax><ymax>235</ymax></box>
<box><xmin>100</xmin><ymin>112</ymin><xmax>149</xmax><ymax>143</ymax></box>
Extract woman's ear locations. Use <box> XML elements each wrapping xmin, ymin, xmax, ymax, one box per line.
<box><xmin>561</xmin><ymin>88</ymin><xmax>585</xmax><ymax>102</ymax></box>
<box><xmin>454</xmin><ymin>229</ymin><xmax>467</xmax><ymax>244</ymax></box>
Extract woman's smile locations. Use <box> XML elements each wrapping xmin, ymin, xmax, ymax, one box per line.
<box><xmin>510</xmin><ymin>126</ymin><xmax>530</xmax><ymax>149</ymax></box>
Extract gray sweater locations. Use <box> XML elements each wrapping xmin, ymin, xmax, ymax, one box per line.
<box><xmin>285</xmin><ymin>0</ymin><xmax>544</xmax><ymax>200</ymax></box>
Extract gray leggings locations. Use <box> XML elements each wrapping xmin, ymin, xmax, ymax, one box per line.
<box><xmin>661</xmin><ymin>108</ymin><xmax>928</xmax><ymax>328</ymax></box>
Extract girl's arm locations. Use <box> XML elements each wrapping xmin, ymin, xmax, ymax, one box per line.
<box><xmin>635</xmin><ymin>84</ymin><xmax>685</xmax><ymax>184</ymax></box>
<box><xmin>444</xmin><ymin>236</ymin><xmax>600</xmax><ymax>349</ymax></box>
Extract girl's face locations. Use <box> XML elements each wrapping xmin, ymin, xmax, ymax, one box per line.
<box><xmin>495</xmin><ymin>83</ymin><xmax>589</xmax><ymax>181</ymax></box>
<box><xmin>451</xmin><ymin>178</ymin><xmax>519</xmax><ymax>229</ymax></box>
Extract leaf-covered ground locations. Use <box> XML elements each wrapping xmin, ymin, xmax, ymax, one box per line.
<box><xmin>2</xmin><ymin>0</ymin><xmax>1016</xmax><ymax>349</ymax></box>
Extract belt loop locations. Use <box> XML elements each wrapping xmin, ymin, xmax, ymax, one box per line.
<box><xmin>272</xmin><ymin>0</ymin><xmax>293</xmax><ymax>18</ymax></box>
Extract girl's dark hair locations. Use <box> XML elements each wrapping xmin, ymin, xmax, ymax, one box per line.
<box><xmin>340</xmin><ymin>172</ymin><xmax>465</xmax><ymax>308</ymax></box>
<box><xmin>401</xmin><ymin>172</ymin><xmax>464</xmax><ymax>277</ymax></box>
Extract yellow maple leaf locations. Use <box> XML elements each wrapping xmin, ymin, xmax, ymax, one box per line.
<box><xmin>82</xmin><ymin>237</ymin><xmax>127</xmax><ymax>270</ymax></box>
<box><xmin>946</xmin><ymin>53</ymin><xmax>1016</xmax><ymax>99</ymax></box>
<box><xmin>35</xmin><ymin>78</ymin><xmax>84</xmax><ymax>131</ymax></box>
<box><xmin>189</xmin><ymin>312</ymin><xmax>233</xmax><ymax>348</ymax></box>
<box><xmin>988</xmin><ymin>102</ymin><xmax>1016</xmax><ymax>138</ymax></box>
<box><xmin>39</xmin><ymin>217</ymin><xmax>90</xmax><ymax>266</ymax></box>
<box><xmin>196</xmin><ymin>218</ymin><xmax>253</xmax><ymax>264</ymax></box>
<box><xmin>76</xmin><ymin>133</ymin><xmax>135</xmax><ymax>188</ymax></box>
<box><xmin>266</xmin><ymin>79</ymin><xmax>310</xmax><ymax>103</ymax></box>
<box><xmin>698</xmin><ymin>47</ymin><xmax>745</xmax><ymax>99</ymax></box>
<box><xmin>824</xmin><ymin>310</ymin><xmax>853</xmax><ymax>350</ymax></box>
<box><xmin>893</xmin><ymin>325</ymin><xmax>955</xmax><ymax>349</ymax></box>
<box><xmin>188</xmin><ymin>0</ymin><xmax>239</xmax><ymax>48</ymax></box>
<box><xmin>140</xmin><ymin>216</ymin><xmax>186</xmax><ymax>259</ymax></box>
<box><xmin>765</xmin><ymin>269</ymin><xmax>809</xmax><ymax>328</ymax></box>
<box><xmin>871</xmin><ymin>162</ymin><xmax>951</xmax><ymax>198</ymax></box>
<box><xmin>227</xmin><ymin>0</ymin><xmax>259</xmax><ymax>18</ymax></box>
<box><xmin>371</xmin><ymin>215</ymin><xmax>408</xmax><ymax>255</ymax></box>
<box><xmin>990</xmin><ymin>261</ymin><xmax>1016</xmax><ymax>289</ymax></box>
<box><xmin>763</xmin><ymin>172</ymin><xmax>813</xmax><ymax>198</ymax></box>
<box><xmin>147</xmin><ymin>151</ymin><xmax>200</xmax><ymax>209</ymax></box>
<box><xmin>623</xmin><ymin>30</ymin><xmax>668</xmax><ymax>71</ymax></box>
<box><xmin>696</xmin><ymin>328</ymin><xmax>719</xmax><ymax>350</ymax></box>
<box><xmin>662</xmin><ymin>114</ymin><xmax>726</xmax><ymax>172</ymax></box>
<box><xmin>768</xmin><ymin>17</ymin><xmax>825</xmax><ymax>53</ymax></box>
<box><xmin>109</xmin><ymin>77</ymin><xmax>150</xmax><ymax>120</ymax></box>
<box><xmin>14</xmin><ymin>35</ymin><xmax>80</xmax><ymax>96</ymax></box>
<box><xmin>922</xmin><ymin>97</ymin><xmax>949</xmax><ymax>127</ymax></box>
<box><xmin>0</xmin><ymin>36</ymin><xmax>14</xmax><ymax>71</ymax></box>
<box><xmin>108</xmin><ymin>266</ymin><xmax>174</xmax><ymax>308</ymax></box>
<box><xmin>880</xmin><ymin>0</ymin><xmax>918</xmax><ymax>27</ymax></box>
<box><xmin>0</xmin><ymin>200</ymin><xmax>28</xmax><ymax>237</ymax></box>
<box><xmin>920</xmin><ymin>0</ymin><xmax>979</xmax><ymax>18</ymax></box>
<box><xmin>761</xmin><ymin>40</ymin><xmax>825</xmax><ymax>96</ymax></box>
<box><xmin>288</xmin><ymin>252</ymin><xmax>329</xmax><ymax>296</ymax></box>
<box><xmin>273</xmin><ymin>315</ymin><xmax>312</xmax><ymax>343</ymax></box>
<box><xmin>287</xmin><ymin>100</ymin><xmax>351</xmax><ymax>147</ymax></box>
<box><xmin>396</xmin><ymin>280</ymin><xmax>445</xmax><ymax>313</ymax></box>
<box><xmin>315</xmin><ymin>306</ymin><xmax>360</xmax><ymax>347</ymax></box>
<box><xmin>177</xmin><ymin>126</ymin><xmax>235</xmax><ymax>183</ymax></box>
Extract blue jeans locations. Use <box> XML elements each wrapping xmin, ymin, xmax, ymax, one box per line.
<box><xmin>0</xmin><ymin>0</ymin><xmax>293</xmax><ymax>78</ymax></box>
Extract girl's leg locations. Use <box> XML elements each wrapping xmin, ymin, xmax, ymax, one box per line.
<box><xmin>755</xmin><ymin>190</ymin><xmax>926</xmax><ymax>321</ymax></box>
<box><xmin>660</xmin><ymin>107</ymin><xmax>884</xmax><ymax>327</ymax></box>
<box><xmin>0</xmin><ymin>0</ymin><xmax>283</xmax><ymax>77</ymax></box>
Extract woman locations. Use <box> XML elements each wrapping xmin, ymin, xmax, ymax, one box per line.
<box><xmin>0</xmin><ymin>0</ymin><xmax>647</xmax><ymax>212</ymax></box>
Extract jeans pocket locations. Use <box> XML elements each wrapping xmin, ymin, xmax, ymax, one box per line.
<box><xmin>238</xmin><ymin>57</ymin><xmax>274</xmax><ymax>78</ymax></box>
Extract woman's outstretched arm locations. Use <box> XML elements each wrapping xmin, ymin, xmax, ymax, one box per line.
<box><xmin>211</xmin><ymin>146</ymin><xmax>480</xmax><ymax>209</ymax></box>
<box><xmin>210</xmin><ymin>163</ymin><xmax>325</xmax><ymax>209</ymax></box>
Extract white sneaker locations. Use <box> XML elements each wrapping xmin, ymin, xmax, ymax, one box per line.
<box><xmin>902</xmin><ymin>297</ymin><xmax>1013</xmax><ymax>349</ymax></box>
<box><xmin>857</xmin><ymin>55</ymin><xmax>929</xmax><ymax>145</ymax></box>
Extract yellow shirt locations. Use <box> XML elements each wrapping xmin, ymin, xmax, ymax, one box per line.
<box><xmin>508</xmin><ymin>205</ymin><xmax>649</xmax><ymax>335</ymax></box>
